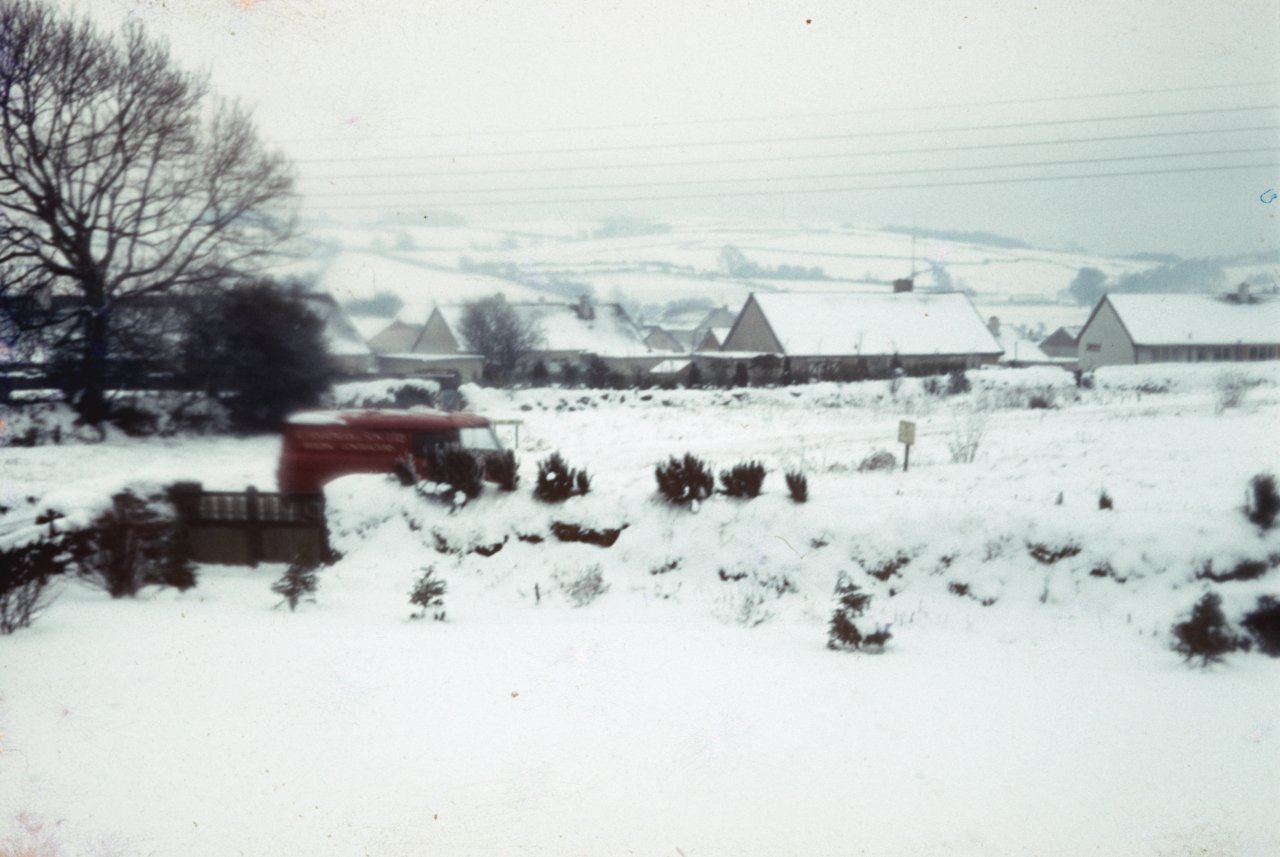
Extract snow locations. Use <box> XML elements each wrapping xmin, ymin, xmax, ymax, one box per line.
<box><xmin>1102</xmin><ymin>293</ymin><xmax>1280</xmax><ymax>345</ymax></box>
<box><xmin>747</xmin><ymin>291</ymin><xmax>1003</xmax><ymax>357</ymax></box>
<box><xmin>2</xmin><ymin>363</ymin><xmax>1279</xmax><ymax>855</ymax></box>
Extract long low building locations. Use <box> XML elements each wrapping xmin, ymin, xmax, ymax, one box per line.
<box><xmin>718</xmin><ymin>291</ymin><xmax>1003</xmax><ymax>376</ymax></box>
<box><xmin>1077</xmin><ymin>291</ymin><xmax>1280</xmax><ymax>370</ymax></box>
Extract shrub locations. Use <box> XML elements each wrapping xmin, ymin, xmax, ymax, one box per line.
<box><xmin>0</xmin><ymin>538</ymin><xmax>65</xmax><ymax>634</ymax></box>
<box><xmin>271</xmin><ymin>559</ymin><xmax>319</xmax><ymax>611</ymax></box>
<box><xmin>74</xmin><ymin>491</ymin><xmax>196</xmax><ymax>598</ymax></box>
<box><xmin>409</xmin><ymin>568</ymin><xmax>447</xmax><ymax>620</ymax></box>
<box><xmin>947</xmin><ymin>368</ymin><xmax>971</xmax><ymax>395</ymax></box>
<box><xmin>922</xmin><ymin>376</ymin><xmax>944</xmax><ymax>396</ymax></box>
<box><xmin>534</xmin><ymin>452</ymin><xmax>591</xmax><ymax>503</ymax></box>
<box><xmin>949</xmin><ymin>414</ymin><xmax>986</xmax><ymax>464</ymax></box>
<box><xmin>655</xmin><ymin>453</ymin><xmax>715</xmax><ymax>506</ymax></box>
<box><xmin>1099</xmin><ymin>490</ymin><xmax>1113</xmax><ymax>510</ymax></box>
<box><xmin>422</xmin><ymin>445</ymin><xmax>483</xmax><ymax>506</ymax></box>
<box><xmin>720</xmin><ymin>461</ymin><xmax>766</xmax><ymax>498</ymax></box>
<box><xmin>1028</xmin><ymin>392</ymin><xmax>1055</xmax><ymax>409</ymax></box>
<box><xmin>827</xmin><ymin>576</ymin><xmax>872</xmax><ymax>651</ymax></box>
<box><xmin>1215</xmin><ymin>370</ymin><xmax>1248</xmax><ymax>413</ymax></box>
<box><xmin>1241</xmin><ymin>596</ymin><xmax>1280</xmax><ymax>656</ymax></box>
<box><xmin>562</xmin><ymin>565</ymin><xmax>608</xmax><ymax>607</ymax></box>
<box><xmin>785</xmin><ymin>470</ymin><xmax>808</xmax><ymax>503</ymax></box>
<box><xmin>1246</xmin><ymin>473</ymin><xmax>1278</xmax><ymax>531</ymax></box>
<box><xmin>487</xmin><ymin>449</ymin><xmax>520</xmax><ymax>492</ymax></box>
<box><xmin>1171</xmin><ymin>593</ymin><xmax>1250</xmax><ymax>666</ymax></box>
<box><xmin>858</xmin><ymin>449</ymin><xmax>896</xmax><ymax>472</ymax></box>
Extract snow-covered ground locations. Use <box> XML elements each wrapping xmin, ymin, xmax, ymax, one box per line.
<box><xmin>2</xmin><ymin>363</ymin><xmax>1278</xmax><ymax>856</ymax></box>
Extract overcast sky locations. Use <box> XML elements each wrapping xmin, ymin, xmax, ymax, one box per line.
<box><xmin>70</xmin><ymin>0</ymin><xmax>1280</xmax><ymax>257</ymax></box>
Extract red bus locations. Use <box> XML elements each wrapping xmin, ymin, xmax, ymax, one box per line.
<box><xmin>277</xmin><ymin>409</ymin><xmax>503</xmax><ymax>494</ymax></box>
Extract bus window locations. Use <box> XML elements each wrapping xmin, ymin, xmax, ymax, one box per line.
<box><xmin>413</xmin><ymin>430</ymin><xmax>457</xmax><ymax>456</ymax></box>
<box><xmin>459</xmin><ymin>426</ymin><xmax>502</xmax><ymax>451</ymax></box>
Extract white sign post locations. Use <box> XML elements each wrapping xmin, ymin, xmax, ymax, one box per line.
<box><xmin>898</xmin><ymin>420</ymin><xmax>916</xmax><ymax>472</ymax></box>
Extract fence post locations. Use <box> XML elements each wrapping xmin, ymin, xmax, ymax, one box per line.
<box><xmin>246</xmin><ymin>486</ymin><xmax>261</xmax><ymax>567</ymax></box>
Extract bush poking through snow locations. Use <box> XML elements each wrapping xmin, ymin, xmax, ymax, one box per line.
<box><xmin>655</xmin><ymin>454</ymin><xmax>715</xmax><ymax>506</ymax></box>
<box><xmin>0</xmin><ymin>538</ymin><xmax>64</xmax><ymax>634</ymax></box>
<box><xmin>561</xmin><ymin>565</ymin><xmax>608</xmax><ymax>607</ymax></box>
<box><xmin>1099</xmin><ymin>490</ymin><xmax>1113</xmax><ymax>511</ymax></box>
<box><xmin>948</xmin><ymin>414</ymin><xmax>986</xmax><ymax>464</ymax></box>
<box><xmin>534</xmin><ymin>452</ymin><xmax>591</xmax><ymax>503</ymax></box>
<box><xmin>1027</xmin><ymin>541</ymin><xmax>1082</xmax><ymax>566</ymax></box>
<box><xmin>1027</xmin><ymin>392</ymin><xmax>1055</xmax><ymax>409</ymax></box>
<box><xmin>1214</xmin><ymin>370</ymin><xmax>1249</xmax><ymax>413</ymax></box>
<box><xmin>487</xmin><ymin>449</ymin><xmax>520</xmax><ymax>492</ymax></box>
<box><xmin>827</xmin><ymin>576</ymin><xmax>872</xmax><ymax>651</ymax></box>
<box><xmin>858</xmin><ymin>449</ymin><xmax>897</xmax><ymax>472</ymax></box>
<box><xmin>947</xmin><ymin>368</ymin><xmax>971</xmax><ymax>395</ymax></box>
<box><xmin>1171</xmin><ymin>593</ymin><xmax>1250</xmax><ymax>666</ymax></box>
<box><xmin>409</xmin><ymin>568</ymin><xmax>447</xmax><ymax>620</ymax></box>
<box><xmin>785</xmin><ymin>470</ymin><xmax>808</xmax><ymax>503</ymax></box>
<box><xmin>421</xmin><ymin>445</ymin><xmax>484</xmax><ymax>506</ymax></box>
<box><xmin>73</xmin><ymin>491</ymin><xmax>196</xmax><ymax>598</ymax></box>
<box><xmin>719</xmin><ymin>460</ymin><xmax>766</xmax><ymax>498</ymax></box>
<box><xmin>1241</xmin><ymin>596</ymin><xmax>1280</xmax><ymax>656</ymax></box>
<box><xmin>271</xmin><ymin>560</ymin><xmax>319</xmax><ymax>612</ymax></box>
<box><xmin>1246</xmin><ymin>473</ymin><xmax>1278</xmax><ymax>531</ymax></box>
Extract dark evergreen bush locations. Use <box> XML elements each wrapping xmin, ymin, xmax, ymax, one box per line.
<box><xmin>1099</xmin><ymin>490</ymin><xmax>1113</xmax><ymax>510</ymax></box>
<box><xmin>732</xmin><ymin>362</ymin><xmax>749</xmax><ymax>388</ymax></box>
<box><xmin>685</xmin><ymin>363</ymin><xmax>703</xmax><ymax>388</ymax></box>
<box><xmin>423</xmin><ymin>444</ymin><xmax>483</xmax><ymax>504</ymax></box>
<box><xmin>655</xmin><ymin>453</ymin><xmax>715</xmax><ymax>506</ymax></box>
<box><xmin>1172</xmin><ymin>593</ymin><xmax>1250</xmax><ymax>666</ymax></box>
<box><xmin>947</xmin><ymin>368</ymin><xmax>971</xmax><ymax>395</ymax></box>
<box><xmin>74</xmin><ymin>491</ymin><xmax>196</xmax><ymax>598</ymax></box>
<box><xmin>271</xmin><ymin>559</ymin><xmax>319</xmax><ymax>612</ymax></box>
<box><xmin>1246</xmin><ymin>473</ymin><xmax>1278</xmax><ymax>531</ymax></box>
<box><xmin>1242</xmin><ymin>596</ymin><xmax>1280</xmax><ymax>656</ymax></box>
<box><xmin>487</xmin><ymin>449</ymin><xmax>520</xmax><ymax>492</ymax></box>
<box><xmin>409</xmin><ymin>568</ymin><xmax>447</xmax><ymax>620</ymax></box>
<box><xmin>719</xmin><ymin>461</ymin><xmax>766</xmax><ymax>498</ymax></box>
<box><xmin>534</xmin><ymin>452</ymin><xmax>591</xmax><ymax>503</ymax></box>
<box><xmin>785</xmin><ymin>470</ymin><xmax>808</xmax><ymax>503</ymax></box>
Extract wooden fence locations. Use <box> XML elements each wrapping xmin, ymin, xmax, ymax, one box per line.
<box><xmin>168</xmin><ymin>483</ymin><xmax>331</xmax><ymax>567</ymax></box>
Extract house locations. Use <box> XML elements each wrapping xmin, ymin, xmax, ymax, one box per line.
<box><xmin>1076</xmin><ymin>288</ymin><xmax>1280</xmax><ymax>371</ymax></box>
<box><xmin>644</xmin><ymin>305</ymin><xmax>737</xmax><ymax>353</ymax></box>
<box><xmin>718</xmin><ymin>291</ymin><xmax>1003</xmax><ymax>377</ymax></box>
<box><xmin>986</xmin><ymin>316</ymin><xmax>1063</xmax><ymax>368</ymax></box>
<box><xmin>1039</xmin><ymin>326</ymin><xmax>1083</xmax><ymax>360</ymax></box>
<box><xmin>297</xmin><ymin>293</ymin><xmax>377</xmax><ymax>376</ymax></box>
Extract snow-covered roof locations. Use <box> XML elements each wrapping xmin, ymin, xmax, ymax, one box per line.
<box><xmin>511</xmin><ymin>302</ymin><xmax>652</xmax><ymax>356</ymax></box>
<box><xmin>994</xmin><ymin>331</ymin><xmax>1054</xmax><ymax>364</ymax></box>
<box><xmin>299</xmin><ymin>295</ymin><xmax>373</xmax><ymax>357</ymax></box>
<box><xmin>650</xmin><ymin>359</ymin><xmax>693</xmax><ymax>374</ymax></box>
<box><xmin>1103</xmin><ymin>294</ymin><xmax>1280</xmax><ymax>345</ymax></box>
<box><xmin>748</xmin><ymin>292</ymin><xmax>1003</xmax><ymax>357</ymax></box>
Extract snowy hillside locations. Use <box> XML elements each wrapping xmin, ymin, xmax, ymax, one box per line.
<box><xmin>1</xmin><ymin>363</ymin><xmax>1278</xmax><ymax>856</ymax></box>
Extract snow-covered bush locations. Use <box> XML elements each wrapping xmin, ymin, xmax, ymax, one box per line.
<box><xmin>827</xmin><ymin>576</ymin><xmax>872</xmax><ymax>651</ymax></box>
<box><xmin>486</xmin><ymin>449</ymin><xmax>520</xmax><ymax>492</ymax></box>
<box><xmin>1242</xmin><ymin>596</ymin><xmax>1280</xmax><ymax>656</ymax></box>
<box><xmin>560</xmin><ymin>565</ymin><xmax>608</xmax><ymax>607</ymax></box>
<box><xmin>1171</xmin><ymin>593</ymin><xmax>1250</xmax><ymax>666</ymax></box>
<box><xmin>331</xmin><ymin>378</ymin><xmax>439</xmax><ymax>409</ymax></box>
<box><xmin>858</xmin><ymin>449</ymin><xmax>896</xmax><ymax>472</ymax></box>
<box><xmin>719</xmin><ymin>461</ymin><xmax>766</xmax><ymax>498</ymax></box>
<box><xmin>1028</xmin><ymin>391</ymin><xmax>1056</xmax><ymax>409</ymax></box>
<box><xmin>1214</xmin><ymin>370</ymin><xmax>1248</xmax><ymax>413</ymax></box>
<box><xmin>271</xmin><ymin>560</ymin><xmax>319</xmax><ymax>612</ymax></box>
<box><xmin>785</xmin><ymin>470</ymin><xmax>808</xmax><ymax>503</ymax></box>
<box><xmin>73</xmin><ymin>491</ymin><xmax>195</xmax><ymax>598</ymax></box>
<box><xmin>534</xmin><ymin>452</ymin><xmax>590</xmax><ymax>502</ymax></box>
<box><xmin>0</xmin><ymin>538</ymin><xmax>64</xmax><ymax>634</ymax></box>
<box><xmin>409</xmin><ymin>568</ymin><xmax>447</xmax><ymax>620</ymax></box>
<box><xmin>948</xmin><ymin>414</ymin><xmax>987</xmax><ymax>464</ymax></box>
<box><xmin>1246</xmin><ymin>473</ymin><xmax>1278</xmax><ymax>531</ymax></box>
<box><xmin>655</xmin><ymin>453</ymin><xmax>715</xmax><ymax>506</ymax></box>
<box><xmin>421</xmin><ymin>445</ymin><xmax>483</xmax><ymax>507</ymax></box>
<box><xmin>947</xmin><ymin>368</ymin><xmax>971</xmax><ymax>396</ymax></box>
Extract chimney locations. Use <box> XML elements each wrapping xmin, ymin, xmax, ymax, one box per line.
<box><xmin>576</xmin><ymin>294</ymin><xmax>595</xmax><ymax>321</ymax></box>
<box><xmin>893</xmin><ymin>277</ymin><xmax>914</xmax><ymax>293</ymax></box>
<box><xmin>987</xmin><ymin>316</ymin><xmax>1001</xmax><ymax>338</ymax></box>
<box><xmin>1238</xmin><ymin>282</ymin><xmax>1251</xmax><ymax>303</ymax></box>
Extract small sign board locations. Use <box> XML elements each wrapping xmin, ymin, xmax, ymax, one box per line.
<box><xmin>898</xmin><ymin>420</ymin><xmax>916</xmax><ymax>445</ymax></box>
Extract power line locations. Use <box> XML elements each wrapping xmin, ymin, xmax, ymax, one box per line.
<box><xmin>293</xmin><ymin>104</ymin><xmax>1280</xmax><ymax>164</ymax></box>
<box><xmin>276</xmin><ymin>80</ymin><xmax>1279</xmax><ymax>144</ymax></box>
<box><xmin>301</xmin><ymin>161</ymin><xmax>1279</xmax><ymax>210</ymax></box>
<box><xmin>301</xmin><ymin>146</ymin><xmax>1276</xmax><ymax>198</ymax></box>
<box><xmin>294</xmin><ymin>124</ymin><xmax>1280</xmax><ymax>182</ymax></box>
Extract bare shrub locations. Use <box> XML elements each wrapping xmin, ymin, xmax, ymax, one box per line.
<box><xmin>0</xmin><ymin>539</ymin><xmax>65</xmax><ymax>634</ymax></box>
<box><xmin>271</xmin><ymin>559</ymin><xmax>319</xmax><ymax>612</ymax></box>
<box><xmin>949</xmin><ymin>414</ymin><xmax>987</xmax><ymax>464</ymax></box>
<box><xmin>1214</xmin><ymin>371</ymin><xmax>1249</xmax><ymax>413</ymax></box>
<box><xmin>719</xmin><ymin>461</ymin><xmax>766</xmax><ymax>498</ymax></box>
<box><xmin>561</xmin><ymin>565</ymin><xmax>608</xmax><ymax>607</ymax></box>
<box><xmin>785</xmin><ymin>470</ymin><xmax>808</xmax><ymax>503</ymax></box>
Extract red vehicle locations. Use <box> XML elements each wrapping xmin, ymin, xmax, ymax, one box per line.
<box><xmin>277</xmin><ymin>409</ymin><xmax>503</xmax><ymax>494</ymax></box>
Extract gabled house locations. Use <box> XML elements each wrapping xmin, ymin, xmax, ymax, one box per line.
<box><xmin>1039</xmin><ymin>325</ymin><xmax>1083</xmax><ymax>360</ymax></box>
<box><xmin>1076</xmin><ymin>288</ymin><xmax>1280</xmax><ymax>370</ymax></box>
<box><xmin>718</xmin><ymin>291</ymin><xmax>1003</xmax><ymax>377</ymax></box>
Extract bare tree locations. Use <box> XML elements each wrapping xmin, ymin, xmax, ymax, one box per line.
<box><xmin>0</xmin><ymin>1</ymin><xmax>295</xmax><ymax>422</ymax></box>
<box><xmin>458</xmin><ymin>295</ymin><xmax>541</xmax><ymax>383</ymax></box>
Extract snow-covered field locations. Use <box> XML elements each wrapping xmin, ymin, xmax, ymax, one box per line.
<box><xmin>2</xmin><ymin>363</ymin><xmax>1279</xmax><ymax>856</ymax></box>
